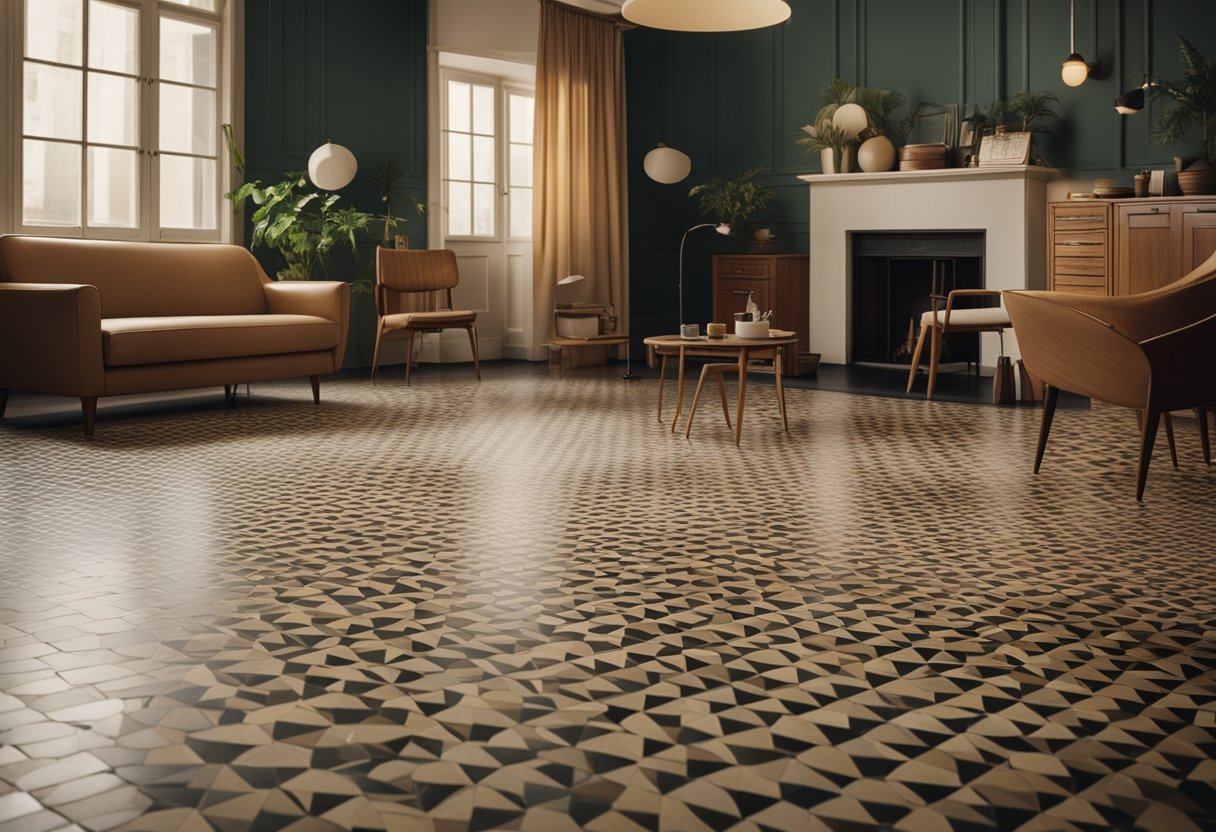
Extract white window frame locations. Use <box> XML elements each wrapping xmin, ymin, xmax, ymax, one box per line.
<box><xmin>503</xmin><ymin>82</ymin><xmax>533</xmax><ymax>243</ymax></box>
<box><xmin>6</xmin><ymin>0</ymin><xmax>237</xmax><ymax>243</ymax></box>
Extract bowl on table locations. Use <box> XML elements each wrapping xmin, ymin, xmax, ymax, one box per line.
<box><xmin>734</xmin><ymin>320</ymin><xmax>770</xmax><ymax>339</ymax></box>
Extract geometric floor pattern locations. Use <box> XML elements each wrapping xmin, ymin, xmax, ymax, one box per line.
<box><xmin>1</xmin><ymin>365</ymin><xmax>1214</xmax><ymax>831</ymax></box>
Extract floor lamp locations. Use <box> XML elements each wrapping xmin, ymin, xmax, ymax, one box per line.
<box><xmin>678</xmin><ymin>223</ymin><xmax>732</xmax><ymax>333</ymax></box>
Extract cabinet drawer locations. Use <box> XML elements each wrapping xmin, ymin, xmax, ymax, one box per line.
<box><xmin>1053</xmin><ymin>256</ymin><xmax>1107</xmax><ymax>276</ymax></box>
<box><xmin>717</xmin><ymin>258</ymin><xmax>774</xmax><ymax>277</ymax></box>
<box><xmin>1052</xmin><ymin>209</ymin><xmax>1107</xmax><ymax>232</ymax></box>
<box><xmin>1050</xmin><ymin>281</ymin><xmax>1107</xmax><ymax>295</ymax></box>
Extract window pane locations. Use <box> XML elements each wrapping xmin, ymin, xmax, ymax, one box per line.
<box><xmin>26</xmin><ymin>0</ymin><xmax>83</xmax><ymax>66</ymax></box>
<box><xmin>24</xmin><ymin>63</ymin><xmax>83</xmax><ymax>140</ymax></box>
<box><xmin>159</xmin><ymin>83</ymin><xmax>215</xmax><ymax>154</ymax></box>
<box><xmin>509</xmin><ymin>144</ymin><xmax>531</xmax><ymax>187</ymax></box>
<box><xmin>160</xmin><ymin>16</ymin><xmax>215</xmax><ymax>87</ymax></box>
<box><xmin>160</xmin><ymin>154</ymin><xmax>216</xmax><ymax>229</ymax></box>
<box><xmin>88</xmin><ymin>1</ymin><xmax>138</xmax><ymax>74</ymax></box>
<box><xmin>473</xmin><ymin>183</ymin><xmax>494</xmax><ymax>236</ymax></box>
<box><xmin>87</xmin><ymin>146</ymin><xmax>138</xmax><ymax>228</ymax></box>
<box><xmin>23</xmin><ymin>139</ymin><xmax>81</xmax><ymax>226</ymax></box>
<box><xmin>473</xmin><ymin>136</ymin><xmax>494</xmax><ymax>182</ymax></box>
<box><xmin>509</xmin><ymin>94</ymin><xmax>533</xmax><ymax>144</ymax></box>
<box><xmin>88</xmin><ymin>73</ymin><xmax>138</xmax><ymax>145</ymax></box>
<box><xmin>447</xmin><ymin>81</ymin><xmax>469</xmax><ymax>132</ymax></box>
<box><xmin>447</xmin><ymin>132</ymin><xmax>470</xmax><ymax>181</ymax></box>
<box><xmin>510</xmin><ymin>187</ymin><xmax>531</xmax><ymax>238</ymax></box>
<box><xmin>472</xmin><ymin>85</ymin><xmax>494</xmax><ymax>135</ymax></box>
<box><xmin>447</xmin><ymin>181</ymin><xmax>470</xmax><ymax>236</ymax></box>
<box><xmin>161</xmin><ymin>0</ymin><xmax>217</xmax><ymax>10</ymax></box>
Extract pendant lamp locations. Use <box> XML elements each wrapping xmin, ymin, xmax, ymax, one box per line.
<box><xmin>643</xmin><ymin>144</ymin><xmax>691</xmax><ymax>184</ymax></box>
<box><xmin>622</xmin><ymin>0</ymin><xmax>790</xmax><ymax>32</ymax></box>
<box><xmin>307</xmin><ymin>142</ymin><xmax>358</xmax><ymax>191</ymax></box>
<box><xmin>1061</xmin><ymin>0</ymin><xmax>1089</xmax><ymax>87</ymax></box>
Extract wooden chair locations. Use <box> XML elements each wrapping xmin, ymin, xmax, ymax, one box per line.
<box><xmin>372</xmin><ymin>248</ymin><xmax>480</xmax><ymax>385</ymax></box>
<box><xmin>905</xmin><ymin>283</ymin><xmax>1012</xmax><ymax>400</ymax></box>
<box><xmin>1003</xmin><ymin>250</ymin><xmax>1216</xmax><ymax>500</ymax></box>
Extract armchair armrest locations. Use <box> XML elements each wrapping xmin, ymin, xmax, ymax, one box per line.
<box><xmin>0</xmin><ymin>283</ymin><xmax>104</xmax><ymax>397</ymax></box>
<box><xmin>1003</xmin><ymin>290</ymin><xmax>1150</xmax><ymax>409</ymax></box>
<box><xmin>1010</xmin><ymin>288</ymin><xmax>1210</xmax><ymax>343</ymax></box>
<box><xmin>942</xmin><ymin>289</ymin><xmax>1003</xmax><ymax>329</ymax></box>
<box><xmin>1140</xmin><ymin>311</ymin><xmax>1216</xmax><ymax>410</ymax></box>
<box><xmin>263</xmin><ymin>280</ymin><xmax>349</xmax><ymax>323</ymax></box>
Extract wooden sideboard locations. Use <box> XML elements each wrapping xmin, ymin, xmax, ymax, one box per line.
<box><xmin>1048</xmin><ymin>196</ymin><xmax>1216</xmax><ymax>296</ymax></box>
<box><xmin>711</xmin><ymin>254</ymin><xmax>809</xmax><ymax>376</ymax></box>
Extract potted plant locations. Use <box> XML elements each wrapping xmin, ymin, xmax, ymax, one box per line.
<box><xmin>369</xmin><ymin>157</ymin><xmax>426</xmax><ymax>248</ymax></box>
<box><xmin>797</xmin><ymin>79</ymin><xmax>904</xmax><ymax>173</ymax></box>
<box><xmin>1154</xmin><ymin>37</ymin><xmax>1216</xmax><ymax>195</ymax></box>
<box><xmin>962</xmin><ymin>91</ymin><xmax>1057</xmax><ymax>166</ymax></box>
<box><xmin>688</xmin><ymin>166</ymin><xmax>777</xmax><ymax>244</ymax></box>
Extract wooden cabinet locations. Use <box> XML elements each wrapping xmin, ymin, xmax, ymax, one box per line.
<box><xmin>712</xmin><ymin>254</ymin><xmax>809</xmax><ymax>376</ymax></box>
<box><xmin>1048</xmin><ymin>196</ymin><xmax>1216</xmax><ymax>297</ymax></box>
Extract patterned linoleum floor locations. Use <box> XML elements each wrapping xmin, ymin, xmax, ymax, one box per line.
<box><xmin>1</xmin><ymin>368</ymin><xmax>1214</xmax><ymax>832</ymax></box>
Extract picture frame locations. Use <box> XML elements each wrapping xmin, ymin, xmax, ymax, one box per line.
<box><xmin>978</xmin><ymin>131</ymin><xmax>1032</xmax><ymax>166</ymax></box>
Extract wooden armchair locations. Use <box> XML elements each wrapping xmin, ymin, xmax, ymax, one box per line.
<box><xmin>1003</xmin><ymin>250</ymin><xmax>1216</xmax><ymax>500</ymax></box>
<box><xmin>906</xmin><ymin>283</ymin><xmax>1011</xmax><ymax>400</ymax></box>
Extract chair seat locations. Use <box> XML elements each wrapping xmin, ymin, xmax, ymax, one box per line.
<box><xmin>382</xmin><ymin>309</ymin><xmax>477</xmax><ymax>332</ymax></box>
<box><xmin>921</xmin><ymin>307</ymin><xmax>1011</xmax><ymax>328</ymax></box>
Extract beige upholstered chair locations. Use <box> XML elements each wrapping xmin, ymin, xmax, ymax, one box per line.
<box><xmin>905</xmin><ymin>289</ymin><xmax>1012</xmax><ymax>400</ymax></box>
<box><xmin>372</xmin><ymin>248</ymin><xmax>480</xmax><ymax>385</ymax></box>
<box><xmin>1004</xmin><ymin>250</ymin><xmax>1216</xmax><ymax>500</ymax></box>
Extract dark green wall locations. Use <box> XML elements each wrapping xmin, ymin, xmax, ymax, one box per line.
<box><xmin>243</xmin><ymin>0</ymin><xmax>428</xmax><ymax>278</ymax></box>
<box><xmin>625</xmin><ymin>0</ymin><xmax>1216</xmax><ymax>343</ymax></box>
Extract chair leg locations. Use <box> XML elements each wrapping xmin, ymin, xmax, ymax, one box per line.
<box><xmin>0</xmin><ymin>387</ymin><xmax>10</xmax><ymax>420</ymax></box>
<box><xmin>467</xmin><ymin>323</ymin><xmax>481</xmax><ymax>382</ymax></box>
<box><xmin>309</xmin><ymin>375</ymin><xmax>320</xmax><ymax>405</ymax></box>
<box><xmin>371</xmin><ymin>319</ymin><xmax>386</xmax><ymax>385</ymax></box>
<box><xmin>685</xmin><ymin>365</ymin><xmax>713</xmax><ymax>439</ymax></box>
<box><xmin>734</xmin><ymin>353</ymin><xmax>747</xmax><ymax>447</ymax></box>
<box><xmin>1034</xmin><ymin>384</ymin><xmax>1059</xmax><ymax>474</ymax></box>
<box><xmin>1163</xmin><ymin>412</ymin><xmax>1178</xmax><ymax>469</ymax></box>
<box><xmin>404</xmin><ymin>329</ymin><xmax>416</xmax><ymax>386</ymax></box>
<box><xmin>657</xmin><ymin>355</ymin><xmax>667</xmax><ymax>422</ymax></box>
<box><xmin>714</xmin><ymin>368</ymin><xmax>732</xmax><ymax>429</ymax></box>
<box><xmin>1137</xmin><ymin>408</ymin><xmax>1161</xmax><ymax>502</ymax></box>
<box><xmin>774</xmin><ymin>349</ymin><xmax>789</xmax><ymax>433</ymax></box>
<box><xmin>81</xmin><ymin>397</ymin><xmax>97</xmax><ymax>438</ymax></box>
<box><xmin>905</xmin><ymin>324</ymin><xmax>928</xmax><ymax>393</ymax></box>
<box><xmin>1199</xmin><ymin>407</ymin><xmax>1212</xmax><ymax>465</ymax></box>
<box><xmin>926</xmin><ymin>323</ymin><xmax>942</xmax><ymax>401</ymax></box>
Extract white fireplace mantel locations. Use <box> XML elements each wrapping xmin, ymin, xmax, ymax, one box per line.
<box><xmin>800</xmin><ymin>165</ymin><xmax>1057</xmax><ymax>366</ymax></box>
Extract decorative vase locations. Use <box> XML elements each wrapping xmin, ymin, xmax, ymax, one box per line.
<box><xmin>1177</xmin><ymin>166</ymin><xmax>1216</xmax><ymax>196</ymax></box>
<box><xmin>857</xmin><ymin>136</ymin><xmax>896</xmax><ymax>173</ymax></box>
<box><xmin>821</xmin><ymin>147</ymin><xmax>852</xmax><ymax>175</ymax></box>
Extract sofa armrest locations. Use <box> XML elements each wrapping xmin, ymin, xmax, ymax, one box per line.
<box><xmin>0</xmin><ymin>283</ymin><xmax>104</xmax><ymax>397</ymax></box>
<box><xmin>263</xmin><ymin>280</ymin><xmax>350</xmax><ymax>371</ymax></box>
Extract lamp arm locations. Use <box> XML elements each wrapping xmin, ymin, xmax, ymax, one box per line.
<box><xmin>678</xmin><ymin>223</ymin><xmax>720</xmax><ymax>326</ymax></box>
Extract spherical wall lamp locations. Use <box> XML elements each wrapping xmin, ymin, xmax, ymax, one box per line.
<box><xmin>643</xmin><ymin>144</ymin><xmax>692</xmax><ymax>185</ymax></box>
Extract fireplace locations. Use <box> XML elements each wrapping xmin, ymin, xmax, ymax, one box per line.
<box><xmin>851</xmin><ymin>232</ymin><xmax>984</xmax><ymax>366</ymax></box>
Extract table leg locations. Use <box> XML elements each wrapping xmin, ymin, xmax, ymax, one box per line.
<box><xmin>774</xmin><ymin>349</ymin><xmax>788</xmax><ymax>432</ymax></box>
<box><xmin>734</xmin><ymin>348</ymin><xmax>747</xmax><ymax>446</ymax></box>
<box><xmin>657</xmin><ymin>354</ymin><xmax>667</xmax><ymax>422</ymax></box>
<box><xmin>685</xmin><ymin>364</ymin><xmax>713</xmax><ymax>439</ymax></box>
<box><xmin>671</xmin><ymin>346</ymin><xmax>687</xmax><ymax>433</ymax></box>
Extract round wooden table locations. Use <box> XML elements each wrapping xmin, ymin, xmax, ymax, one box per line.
<box><xmin>643</xmin><ymin>331</ymin><xmax>798</xmax><ymax>445</ymax></box>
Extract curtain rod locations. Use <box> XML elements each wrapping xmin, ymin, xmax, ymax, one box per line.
<box><xmin>540</xmin><ymin>0</ymin><xmax>633</xmax><ymax>29</ymax></box>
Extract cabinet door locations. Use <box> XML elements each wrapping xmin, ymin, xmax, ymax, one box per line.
<box><xmin>1115</xmin><ymin>205</ymin><xmax>1179</xmax><ymax>295</ymax></box>
<box><xmin>716</xmin><ymin>275</ymin><xmax>773</xmax><ymax>331</ymax></box>
<box><xmin>1180</xmin><ymin>203</ymin><xmax>1216</xmax><ymax>274</ymax></box>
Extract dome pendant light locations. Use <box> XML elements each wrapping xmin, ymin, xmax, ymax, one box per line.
<box><xmin>1061</xmin><ymin>0</ymin><xmax>1089</xmax><ymax>87</ymax></box>
<box><xmin>621</xmin><ymin>0</ymin><xmax>790</xmax><ymax>33</ymax></box>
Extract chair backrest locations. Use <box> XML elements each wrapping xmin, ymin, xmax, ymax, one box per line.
<box><xmin>375</xmin><ymin>248</ymin><xmax>460</xmax><ymax>316</ymax></box>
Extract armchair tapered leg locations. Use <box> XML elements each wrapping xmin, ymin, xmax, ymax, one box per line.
<box><xmin>905</xmin><ymin>324</ymin><xmax>928</xmax><ymax>393</ymax></box>
<box><xmin>468</xmin><ymin>323</ymin><xmax>481</xmax><ymax>382</ymax></box>
<box><xmin>0</xmin><ymin>388</ymin><xmax>9</xmax><ymax>420</ymax></box>
<box><xmin>223</xmin><ymin>385</ymin><xmax>235</xmax><ymax>408</ymax></box>
<box><xmin>81</xmin><ymin>397</ymin><xmax>97</xmax><ymax>438</ymax></box>
<box><xmin>404</xmin><ymin>330</ymin><xmax>416</xmax><ymax>386</ymax></box>
<box><xmin>1199</xmin><ymin>407</ymin><xmax>1212</xmax><ymax>465</ymax></box>
<box><xmin>371</xmin><ymin>319</ymin><xmax>386</xmax><ymax>385</ymax></box>
<box><xmin>1034</xmin><ymin>384</ymin><xmax>1059</xmax><ymax>474</ymax></box>
<box><xmin>309</xmin><ymin>375</ymin><xmax>320</xmax><ymax>405</ymax></box>
<box><xmin>1163</xmin><ymin>412</ymin><xmax>1178</xmax><ymax>469</ymax></box>
<box><xmin>1137</xmin><ymin>408</ymin><xmax>1161</xmax><ymax>502</ymax></box>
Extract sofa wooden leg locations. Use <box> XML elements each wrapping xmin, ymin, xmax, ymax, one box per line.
<box><xmin>0</xmin><ymin>388</ymin><xmax>9</xmax><ymax>420</ymax></box>
<box><xmin>81</xmin><ymin>397</ymin><xmax>97</xmax><ymax>438</ymax></box>
<box><xmin>1137</xmin><ymin>408</ymin><xmax>1161</xmax><ymax>502</ymax></box>
<box><xmin>309</xmin><ymin>375</ymin><xmax>320</xmax><ymax>405</ymax></box>
<box><xmin>1034</xmin><ymin>384</ymin><xmax>1059</xmax><ymax>474</ymax></box>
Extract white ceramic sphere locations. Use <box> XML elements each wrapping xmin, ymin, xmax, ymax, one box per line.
<box><xmin>308</xmin><ymin>142</ymin><xmax>358</xmax><ymax>191</ymax></box>
<box><xmin>832</xmin><ymin>103</ymin><xmax>868</xmax><ymax>139</ymax></box>
<box><xmin>643</xmin><ymin>145</ymin><xmax>692</xmax><ymax>184</ymax></box>
<box><xmin>857</xmin><ymin>135</ymin><xmax>896</xmax><ymax>172</ymax></box>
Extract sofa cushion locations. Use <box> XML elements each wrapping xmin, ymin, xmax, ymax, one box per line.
<box><xmin>102</xmin><ymin>315</ymin><xmax>340</xmax><ymax>367</ymax></box>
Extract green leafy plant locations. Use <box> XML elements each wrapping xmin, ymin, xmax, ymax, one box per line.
<box><xmin>1154</xmin><ymin>37</ymin><xmax>1216</xmax><ymax>167</ymax></box>
<box><xmin>796</xmin><ymin>121</ymin><xmax>854</xmax><ymax>155</ymax></box>
<box><xmin>223</xmin><ymin>124</ymin><xmax>374</xmax><ymax>283</ymax></box>
<box><xmin>963</xmin><ymin>91</ymin><xmax>1058</xmax><ymax>164</ymax></box>
<box><xmin>369</xmin><ymin>157</ymin><xmax>426</xmax><ymax>245</ymax></box>
<box><xmin>687</xmin><ymin>166</ymin><xmax>776</xmax><ymax>237</ymax></box>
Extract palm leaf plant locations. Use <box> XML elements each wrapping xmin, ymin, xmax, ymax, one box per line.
<box><xmin>1154</xmin><ymin>37</ymin><xmax>1216</xmax><ymax>168</ymax></box>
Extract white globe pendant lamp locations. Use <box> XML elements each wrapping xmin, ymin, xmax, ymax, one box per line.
<box><xmin>307</xmin><ymin>141</ymin><xmax>358</xmax><ymax>191</ymax></box>
<box><xmin>643</xmin><ymin>144</ymin><xmax>692</xmax><ymax>184</ymax></box>
<box><xmin>622</xmin><ymin>0</ymin><xmax>790</xmax><ymax>32</ymax></box>
<box><xmin>1060</xmin><ymin>0</ymin><xmax>1089</xmax><ymax>87</ymax></box>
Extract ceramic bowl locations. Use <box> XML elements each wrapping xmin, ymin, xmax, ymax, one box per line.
<box><xmin>734</xmin><ymin>320</ymin><xmax>770</xmax><ymax>339</ymax></box>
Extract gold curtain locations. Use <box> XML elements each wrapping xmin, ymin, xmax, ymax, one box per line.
<box><xmin>533</xmin><ymin>0</ymin><xmax>629</xmax><ymax>343</ymax></box>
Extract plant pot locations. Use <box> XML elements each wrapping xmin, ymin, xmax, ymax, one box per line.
<box><xmin>821</xmin><ymin>147</ymin><xmax>852</xmax><ymax>175</ymax></box>
<box><xmin>1177</xmin><ymin>166</ymin><xmax>1216</xmax><ymax>195</ymax></box>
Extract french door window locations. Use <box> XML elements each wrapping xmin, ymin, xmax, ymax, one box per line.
<box><xmin>16</xmin><ymin>0</ymin><xmax>225</xmax><ymax>240</ymax></box>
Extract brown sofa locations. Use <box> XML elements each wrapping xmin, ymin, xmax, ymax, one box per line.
<box><xmin>0</xmin><ymin>235</ymin><xmax>349</xmax><ymax>436</ymax></box>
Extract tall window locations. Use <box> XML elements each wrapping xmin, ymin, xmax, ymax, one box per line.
<box><xmin>507</xmin><ymin>91</ymin><xmax>533</xmax><ymax>239</ymax></box>
<box><xmin>17</xmin><ymin>0</ymin><xmax>225</xmax><ymax>240</ymax></box>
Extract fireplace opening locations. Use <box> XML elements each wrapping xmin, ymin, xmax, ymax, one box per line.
<box><xmin>851</xmin><ymin>232</ymin><xmax>985</xmax><ymax>367</ymax></box>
